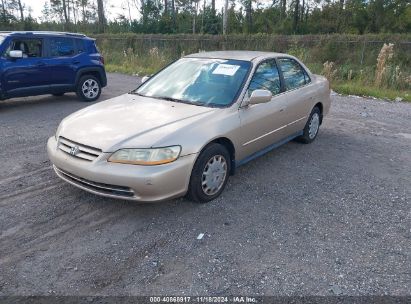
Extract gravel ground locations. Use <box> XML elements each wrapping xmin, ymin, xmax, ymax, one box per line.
<box><xmin>0</xmin><ymin>73</ymin><xmax>410</xmax><ymax>296</ymax></box>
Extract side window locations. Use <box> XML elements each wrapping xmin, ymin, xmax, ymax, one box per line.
<box><xmin>87</xmin><ymin>41</ymin><xmax>99</xmax><ymax>54</ymax></box>
<box><xmin>49</xmin><ymin>37</ymin><xmax>75</xmax><ymax>57</ymax></box>
<box><xmin>278</xmin><ymin>58</ymin><xmax>310</xmax><ymax>91</ymax></box>
<box><xmin>248</xmin><ymin>60</ymin><xmax>281</xmax><ymax>96</ymax></box>
<box><xmin>4</xmin><ymin>39</ymin><xmax>43</xmax><ymax>58</ymax></box>
<box><xmin>75</xmin><ymin>39</ymin><xmax>85</xmax><ymax>54</ymax></box>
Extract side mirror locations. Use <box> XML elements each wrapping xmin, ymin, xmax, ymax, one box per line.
<box><xmin>9</xmin><ymin>50</ymin><xmax>23</xmax><ymax>59</ymax></box>
<box><xmin>141</xmin><ymin>75</ymin><xmax>151</xmax><ymax>83</ymax></box>
<box><xmin>249</xmin><ymin>89</ymin><xmax>272</xmax><ymax>105</ymax></box>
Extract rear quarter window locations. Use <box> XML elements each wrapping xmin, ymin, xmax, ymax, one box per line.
<box><xmin>87</xmin><ymin>40</ymin><xmax>99</xmax><ymax>54</ymax></box>
<box><xmin>75</xmin><ymin>39</ymin><xmax>86</xmax><ymax>54</ymax></box>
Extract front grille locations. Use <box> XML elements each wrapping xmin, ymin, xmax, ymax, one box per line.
<box><xmin>58</xmin><ymin>137</ymin><xmax>102</xmax><ymax>161</ymax></box>
<box><xmin>55</xmin><ymin>167</ymin><xmax>135</xmax><ymax>198</ymax></box>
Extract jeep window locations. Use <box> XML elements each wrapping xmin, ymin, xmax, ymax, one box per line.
<box><xmin>75</xmin><ymin>39</ymin><xmax>85</xmax><ymax>54</ymax></box>
<box><xmin>4</xmin><ymin>39</ymin><xmax>43</xmax><ymax>58</ymax></box>
<box><xmin>88</xmin><ymin>41</ymin><xmax>99</xmax><ymax>54</ymax></box>
<box><xmin>49</xmin><ymin>37</ymin><xmax>75</xmax><ymax>57</ymax></box>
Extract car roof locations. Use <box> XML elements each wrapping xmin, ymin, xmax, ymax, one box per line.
<box><xmin>185</xmin><ymin>50</ymin><xmax>287</xmax><ymax>62</ymax></box>
<box><xmin>0</xmin><ymin>31</ymin><xmax>88</xmax><ymax>39</ymax></box>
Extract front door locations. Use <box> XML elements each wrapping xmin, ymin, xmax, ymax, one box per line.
<box><xmin>238</xmin><ymin>59</ymin><xmax>289</xmax><ymax>162</ymax></box>
<box><xmin>1</xmin><ymin>38</ymin><xmax>50</xmax><ymax>98</ymax></box>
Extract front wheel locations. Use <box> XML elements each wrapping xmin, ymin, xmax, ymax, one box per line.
<box><xmin>187</xmin><ymin>143</ymin><xmax>231</xmax><ymax>203</ymax></box>
<box><xmin>296</xmin><ymin>107</ymin><xmax>321</xmax><ymax>144</ymax></box>
<box><xmin>76</xmin><ymin>75</ymin><xmax>101</xmax><ymax>102</ymax></box>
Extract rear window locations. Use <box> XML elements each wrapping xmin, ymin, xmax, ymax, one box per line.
<box><xmin>49</xmin><ymin>37</ymin><xmax>75</xmax><ymax>57</ymax></box>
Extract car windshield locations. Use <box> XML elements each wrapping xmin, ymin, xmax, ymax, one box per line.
<box><xmin>135</xmin><ymin>58</ymin><xmax>251</xmax><ymax>107</ymax></box>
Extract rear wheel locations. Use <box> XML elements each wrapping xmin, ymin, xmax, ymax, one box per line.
<box><xmin>296</xmin><ymin>107</ymin><xmax>321</xmax><ymax>144</ymax></box>
<box><xmin>187</xmin><ymin>143</ymin><xmax>231</xmax><ymax>203</ymax></box>
<box><xmin>76</xmin><ymin>75</ymin><xmax>101</xmax><ymax>102</ymax></box>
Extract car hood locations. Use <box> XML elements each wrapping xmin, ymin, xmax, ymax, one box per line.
<box><xmin>57</xmin><ymin>94</ymin><xmax>217</xmax><ymax>152</ymax></box>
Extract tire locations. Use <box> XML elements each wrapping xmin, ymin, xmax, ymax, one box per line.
<box><xmin>296</xmin><ymin>106</ymin><xmax>321</xmax><ymax>144</ymax></box>
<box><xmin>187</xmin><ymin>143</ymin><xmax>231</xmax><ymax>203</ymax></box>
<box><xmin>52</xmin><ymin>93</ymin><xmax>65</xmax><ymax>97</ymax></box>
<box><xmin>76</xmin><ymin>75</ymin><xmax>101</xmax><ymax>102</ymax></box>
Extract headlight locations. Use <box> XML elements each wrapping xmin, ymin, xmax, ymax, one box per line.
<box><xmin>108</xmin><ymin>146</ymin><xmax>181</xmax><ymax>165</ymax></box>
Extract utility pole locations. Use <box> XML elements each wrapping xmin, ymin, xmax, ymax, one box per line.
<box><xmin>223</xmin><ymin>0</ymin><xmax>228</xmax><ymax>34</ymax></box>
<box><xmin>201</xmin><ymin>0</ymin><xmax>205</xmax><ymax>34</ymax></box>
<box><xmin>171</xmin><ymin>0</ymin><xmax>176</xmax><ymax>30</ymax></box>
<box><xmin>193</xmin><ymin>0</ymin><xmax>199</xmax><ymax>34</ymax></box>
<box><xmin>62</xmin><ymin>0</ymin><xmax>69</xmax><ymax>30</ymax></box>
<box><xmin>97</xmin><ymin>0</ymin><xmax>106</xmax><ymax>33</ymax></box>
<box><xmin>127</xmin><ymin>0</ymin><xmax>132</xmax><ymax>24</ymax></box>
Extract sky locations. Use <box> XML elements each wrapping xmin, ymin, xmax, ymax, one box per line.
<box><xmin>22</xmin><ymin>0</ymin><xmax>230</xmax><ymax>21</ymax></box>
<box><xmin>24</xmin><ymin>0</ymin><xmax>140</xmax><ymax>21</ymax></box>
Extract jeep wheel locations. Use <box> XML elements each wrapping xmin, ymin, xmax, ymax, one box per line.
<box><xmin>76</xmin><ymin>75</ymin><xmax>101</xmax><ymax>102</ymax></box>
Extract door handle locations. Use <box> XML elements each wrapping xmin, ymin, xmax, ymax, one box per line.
<box><xmin>36</xmin><ymin>61</ymin><xmax>46</xmax><ymax>66</ymax></box>
<box><xmin>280</xmin><ymin>108</ymin><xmax>285</xmax><ymax>112</ymax></box>
<box><xmin>72</xmin><ymin>60</ymin><xmax>80</xmax><ymax>64</ymax></box>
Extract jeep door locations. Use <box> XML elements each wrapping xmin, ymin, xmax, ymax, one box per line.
<box><xmin>1</xmin><ymin>37</ymin><xmax>50</xmax><ymax>98</ymax></box>
<box><xmin>43</xmin><ymin>37</ymin><xmax>79</xmax><ymax>91</ymax></box>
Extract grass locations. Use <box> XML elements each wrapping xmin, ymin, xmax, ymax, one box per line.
<box><xmin>333</xmin><ymin>82</ymin><xmax>411</xmax><ymax>102</ymax></box>
<box><xmin>103</xmin><ymin>47</ymin><xmax>168</xmax><ymax>77</ymax></box>
<box><xmin>105</xmin><ymin>63</ymin><xmax>157</xmax><ymax>76</ymax></box>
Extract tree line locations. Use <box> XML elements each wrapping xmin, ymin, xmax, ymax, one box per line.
<box><xmin>0</xmin><ymin>0</ymin><xmax>410</xmax><ymax>35</ymax></box>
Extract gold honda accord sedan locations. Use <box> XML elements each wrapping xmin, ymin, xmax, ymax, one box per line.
<box><xmin>47</xmin><ymin>51</ymin><xmax>331</xmax><ymax>203</ymax></box>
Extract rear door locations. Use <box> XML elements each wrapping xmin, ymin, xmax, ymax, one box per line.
<box><xmin>43</xmin><ymin>37</ymin><xmax>79</xmax><ymax>90</ymax></box>
<box><xmin>276</xmin><ymin>57</ymin><xmax>315</xmax><ymax>136</ymax></box>
<box><xmin>1</xmin><ymin>37</ymin><xmax>50</xmax><ymax>97</ymax></box>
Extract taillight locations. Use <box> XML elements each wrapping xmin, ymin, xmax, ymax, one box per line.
<box><xmin>100</xmin><ymin>56</ymin><xmax>105</xmax><ymax>65</ymax></box>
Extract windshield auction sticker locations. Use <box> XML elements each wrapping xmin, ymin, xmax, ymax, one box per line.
<box><xmin>212</xmin><ymin>64</ymin><xmax>241</xmax><ymax>76</ymax></box>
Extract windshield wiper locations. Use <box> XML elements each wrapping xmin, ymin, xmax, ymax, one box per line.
<box><xmin>157</xmin><ymin>96</ymin><xmax>187</xmax><ymax>103</ymax></box>
<box><xmin>130</xmin><ymin>91</ymin><xmax>146</xmax><ymax>97</ymax></box>
<box><xmin>131</xmin><ymin>93</ymin><xmax>204</xmax><ymax>106</ymax></box>
<box><xmin>152</xmin><ymin>95</ymin><xmax>199</xmax><ymax>105</ymax></box>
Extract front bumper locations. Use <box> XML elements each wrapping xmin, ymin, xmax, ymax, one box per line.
<box><xmin>47</xmin><ymin>136</ymin><xmax>197</xmax><ymax>202</ymax></box>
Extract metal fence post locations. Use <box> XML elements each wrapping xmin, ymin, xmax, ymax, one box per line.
<box><xmin>360</xmin><ymin>39</ymin><xmax>366</xmax><ymax>66</ymax></box>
